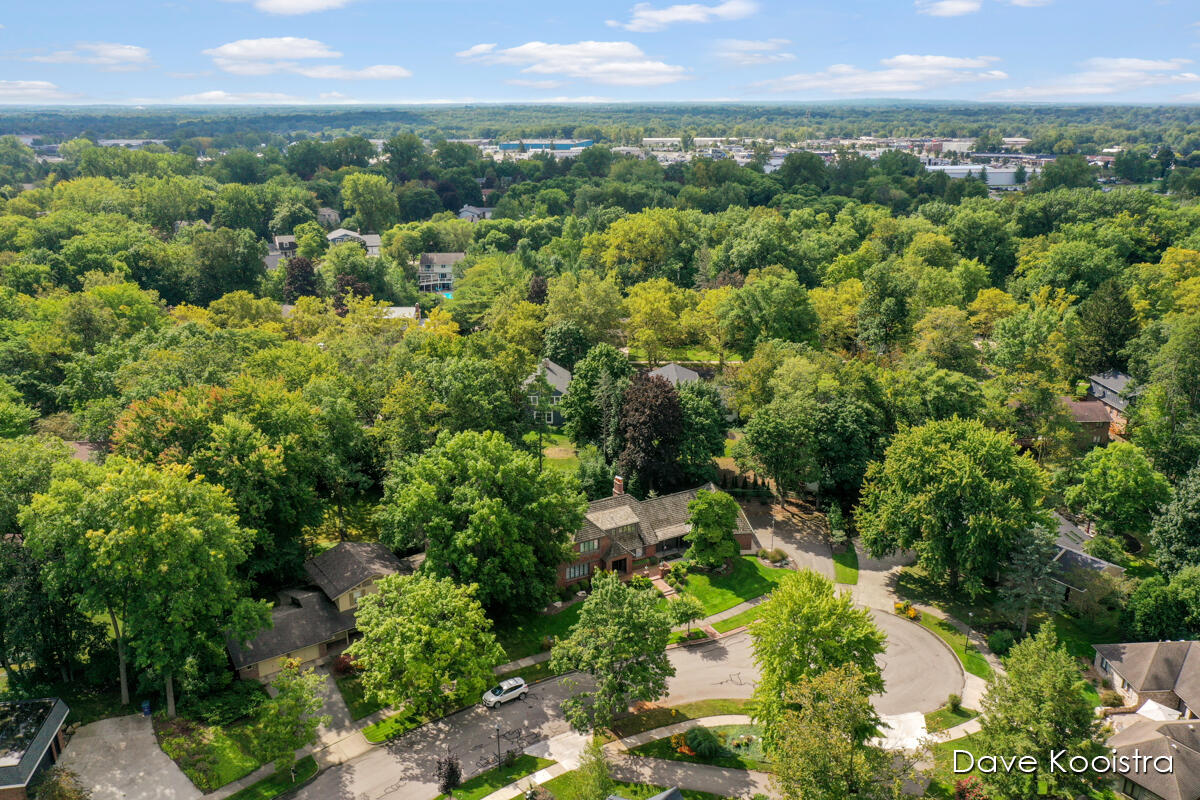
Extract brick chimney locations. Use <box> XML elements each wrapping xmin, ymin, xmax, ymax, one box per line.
<box><xmin>612</xmin><ymin>475</ymin><xmax>625</xmax><ymax>496</ymax></box>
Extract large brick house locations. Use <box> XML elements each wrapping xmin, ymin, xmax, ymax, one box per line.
<box><xmin>558</xmin><ymin>482</ymin><xmax>757</xmax><ymax>587</ymax></box>
<box><xmin>0</xmin><ymin>699</ymin><xmax>69</xmax><ymax>800</ymax></box>
<box><xmin>1094</xmin><ymin>641</ymin><xmax>1200</xmax><ymax>718</ymax></box>
<box><xmin>227</xmin><ymin>543</ymin><xmax>417</xmax><ymax>680</ymax></box>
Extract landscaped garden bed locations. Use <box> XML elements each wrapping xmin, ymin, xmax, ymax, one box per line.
<box><xmin>630</xmin><ymin>723</ymin><xmax>772</xmax><ymax>772</ymax></box>
<box><xmin>153</xmin><ymin>714</ymin><xmax>263</xmax><ymax>792</ymax></box>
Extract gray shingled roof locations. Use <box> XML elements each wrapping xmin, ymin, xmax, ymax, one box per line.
<box><xmin>225</xmin><ymin>589</ymin><xmax>357</xmax><ymax>669</ymax></box>
<box><xmin>1090</xmin><ymin>370</ymin><xmax>1133</xmax><ymax>412</ymax></box>
<box><xmin>523</xmin><ymin>359</ymin><xmax>572</xmax><ymax>394</ymax></box>
<box><xmin>1094</xmin><ymin>641</ymin><xmax>1200</xmax><ymax>712</ymax></box>
<box><xmin>648</xmin><ymin>363</ymin><xmax>699</xmax><ymax>386</ymax></box>
<box><xmin>576</xmin><ymin>483</ymin><xmax>754</xmax><ymax>555</ymax></box>
<box><xmin>1109</xmin><ymin>719</ymin><xmax>1200</xmax><ymax>800</ymax></box>
<box><xmin>0</xmin><ymin>698</ymin><xmax>68</xmax><ymax>790</ymax></box>
<box><xmin>419</xmin><ymin>252</ymin><xmax>467</xmax><ymax>266</ymax></box>
<box><xmin>304</xmin><ymin>542</ymin><xmax>407</xmax><ymax>601</ymax></box>
<box><xmin>1062</xmin><ymin>397</ymin><xmax>1111</xmax><ymax>424</ymax></box>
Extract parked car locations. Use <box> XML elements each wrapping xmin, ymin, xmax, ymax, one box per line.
<box><xmin>483</xmin><ymin>677</ymin><xmax>528</xmax><ymax>708</ymax></box>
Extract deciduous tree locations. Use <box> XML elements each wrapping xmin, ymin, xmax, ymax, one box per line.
<box><xmin>253</xmin><ymin>659</ymin><xmax>330</xmax><ymax>782</ymax></box>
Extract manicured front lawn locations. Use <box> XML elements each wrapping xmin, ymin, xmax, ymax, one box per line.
<box><xmin>362</xmin><ymin>706</ymin><xmax>435</xmax><ymax>744</ymax></box>
<box><xmin>680</xmin><ymin>557</ymin><xmax>791</xmax><ymax>617</ymax></box>
<box><xmin>494</xmin><ymin>603</ymin><xmax>582</xmax><ymax>662</ymax></box>
<box><xmin>541</xmin><ymin>772</ymin><xmax>731</xmax><ymax>800</ymax></box>
<box><xmin>668</xmin><ymin>628</ymin><xmax>710</xmax><ymax>645</ymax></box>
<box><xmin>335</xmin><ymin>674</ymin><xmax>384</xmax><ymax>721</ymax></box>
<box><xmin>630</xmin><ymin>723</ymin><xmax>772</xmax><ymax>772</ymax></box>
<box><xmin>711</xmin><ymin>605</ymin><xmax>762</xmax><ymax>633</ymax></box>
<box><xmin>833</xmin><ymin>547</ymin><xmax>859</xmax><ymax>584</ymax></box>
<box><xmin>154</xmin><ymin>716</ymin><xmax>263</xmax><ymax>792</ymax></box>
<box><xmin>916</xmin><ymin>614</ymin><xmax>993</xmax><ymax>680</ymax></box>
<box><xmin>924</xmin><ymin>705</ymin><xmax>979</xmax><ymax>733</ymax></box>
<box><xmin>225</xmin><ymin>756</ymin><xmax>318</xmax><ymax>800</ymax></box>
<box><xmin>927</xmin><ymin>734</ymin><xmax>984</xmax><ymax>799</ymax></box>
<box><xmin>434</xmin><ymin>755</ymin><xmax>554</xmax><ymax>800</ymax></box>
<box><xmin>609</xmin><ymin>698</ymin><xmax>755</xmax><ymax>739</ymax></box>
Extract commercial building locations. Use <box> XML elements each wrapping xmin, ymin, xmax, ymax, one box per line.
<box><xmin>498</xmin><ymin>139</ymin><xmax>593</xmax><ymax>152</ymax></box>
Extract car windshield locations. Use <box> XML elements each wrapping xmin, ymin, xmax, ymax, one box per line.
<box><xmin>490</xmin><ymin>685</ymin><xmax>505</xmax><ymax>696</ymax></box>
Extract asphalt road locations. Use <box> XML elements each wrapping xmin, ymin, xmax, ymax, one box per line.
<box><xmin>296</xmin><ymin>617</ymin><xmax>961</xmax><ymax>800</ymax></box>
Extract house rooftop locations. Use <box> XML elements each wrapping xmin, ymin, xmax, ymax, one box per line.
<box><xmin>577</xmin><ymin>483</ymin><xmax>753</xmax><ymax>554</ymax></box>
<box><xmin>1109</xmin><ymin>719</ymin><xmax>1200</xmax><ymax>800</ymax></box>
<box><xmin>419</xmin><ymin>252</ymin><xmax>467</xmax><ymax>266</ymax></box>
<box><xmin>648</xmin><ymin>363</ymin><xmax>700</xmax><ymax>386</ymax></box>
<box><xmin>225</xmin><ymin>589</ymin><xmax>356</xmax><ymax>670</ymax></box>
<box><xmin>1062</xmin><ymin>397</ymin><xmax>1111</xmax><ymax>425</ymax></box>
<box><xmin>1089</xmin><ymin>370</ymin><xmax>1134</xmax><ymax>412</ymax></box>
<box><xmin>523</xmin><ymin>359</ymin><xmax>572</xmax><ymax>394</ymax></box>
<box><xmin>0</xmin><ymin>698</ymin><xmax>68</xmax><ymax>789</ymax></box>
<box><xmin>1094</xmin><ymin>641</ymin><xmax>1200</xmax><ymax>713</ymax></box>
<box><xmin>304</xmin><ymin>541</ymin><xmax>409</xmax><ymax>601</ymax></box>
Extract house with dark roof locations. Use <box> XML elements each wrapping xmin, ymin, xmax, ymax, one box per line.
<box><xmin>1062</xmin><ymin>396</ymin><xmax>1112</xmax><ymax>449</ymax></box>
<box><xmin>1109</xmin><ymin>718</ymin><xmax>1200</xmax><ymax>800</ymax></box>
<box><xmin>648</xmin><ymin>363</ymin><xmax>700</xmax><ymax>387</ymax></box>
<box><xmin>1090</xmin><ymin>371</ymin><xmax>1135</xmax><ymax>437</ymax></box>
<box><xmin>560</xmin><ymin>482</ymin><xmax>756</xmax><ymax>587</ymax></box>
<box><xmin>1049</xmin><ymin>512</ymin><xmax>1126</xmax><ymax>601</ymax></box>
<box><xmin>0</xmin><ymin>699</ymin><xmax>69</xmax><ymax>800</ymax></box>
<box><xmin>523</xmin><ymin>359</ymin><xmax>572</xmax><ymax>426</ymax></box>
<box><xmin>227</xmin><ymin>543</ymin><xmax>413</xmax><ymax>680</ymax></box>
<box><xmin>1094</xmin><ymin>641</ymin><xmax>1200</xmax><ymax>719</ymax></box>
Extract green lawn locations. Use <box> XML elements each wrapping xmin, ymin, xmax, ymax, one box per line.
<box><xmin>711</xmin><ymin>605</ymin><xmax>763</xmax><ymax>633</ymax></box>
<box><xmin>224</xmin><ymin>756</ymin><xmax>318</xmax><ymax>800</ymax></box>
<box><xmin>927</xmin><ymin>734</ymin><xmax>985</xmax><ymax>799</ymax></box>
<box><xmin>630</xmin><ymin>723</ymin><xmax>772</xmax><ymax>772</ymax></box>
<box><xmin>1081</xmin><ymin>678</ymin><xmax>1102</xmax><ymax>709</ymax></box>
<box><xmin>609</xmin><ymin>698</ymin><xmax>755</xmax><ymax>739</ymax></box>
<box><xmin>495</xmin><ymin>659</ymin><xmax>559</xmax><ymax>685</ymax></box>
<box><xmin>434</xmin><ymin>755</ymin><xmax>554</xmax><ymax>800</ymax></box>
<box><xmin>362</xmin><ymin>706</ymin><xmax>437</xmax><ymax>744</ymax></box>
<box><xmin>1050</xmin><ymin>611</ymin><xmax>1123</xmax><ymax>662</ymax></box>
<box><xmin>916</xmin><ymin>614</ymin><xmax>993</xmax><ymax>680</ymax></box>
<box><xmin>494</xmin><ymin>603</ymin><xmax>582</xmax><ymax>662</ymax></box>
<box><xmin>680</xmin><ymin>557</ymin><xmax>791</xmax><ymax>617</ymax></box>
<box><xmin>541</xmin><ymin>772</ymin><xmax>731</xmax><ymax>800</ymax></box>
<box><xmin>668</xmin><ymin>628</ymin><xmax>710</xmax><ymax>645</ymax></box>
<box><xmin>833</xmin><ymin>547</ymin><xmax>859</xmax><ymax>584</ymax></box>
<box><xmin>154</xmin><ymin>717</ymin><xmax>263</xmax><ymax>792</ymax></box>
<box><xmin>335</xmin><ymin>674</ymin><xmax>384</xmax><ymax>721</ymax></box>
<box><xmin>924</xmin><ymin>705</ymin><xmax>979</xmax><ymax>733</ymax></box>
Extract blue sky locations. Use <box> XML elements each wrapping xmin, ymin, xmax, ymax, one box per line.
<box><xmin>1</xmin><ymin>0</ymin><xmax>1199</xmax><ymax>104</ymax></box>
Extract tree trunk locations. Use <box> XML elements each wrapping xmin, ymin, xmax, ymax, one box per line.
<box><xmin>109</xmin><ymin>609</ymin><xmax>130</xmax><ymax>706</ymax></box>
<box><xmin>166</xmin><ymin>673</ymin><xmax>176</xmax><ymax>719</ymax></box>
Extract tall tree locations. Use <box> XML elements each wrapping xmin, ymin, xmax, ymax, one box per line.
<box><xmin>560</xmin><ymin>344</ymin><xmax>633</xmax><ymax>450</ymax></box>
<box><xmin>376</xmin><ymin>431</ymin><xmax>586</xmax><ymax>615</ymax></box>
<box><xmin>856</xmin><ymin>418</ymin><xmax>1052</xmax><ymax>597</ymax></box>
<box><xmin>1151</xmin><ymin>464</ymin><xmax>1200</xmax><ymax>578</ymax></box>
<box><xmin>751</xmin><ymin>570</ymin><xmax>885</xmax><ymax>748</ymax></box>
<box><xmin>550</xmin><ymin>570</ymin><xmax>675</xmax><ymax>733</ymax></box>
<box><xmin>975</xmin><ymin>628</ymin><xmax>1105</xmax><ymax>800</ymax></box>
<box><xmin>282</xmin><ymin>256</ymin><xmax>319</xmax><ymax>303</ymax></box>
<box><xmin>1131</xmin><ymin>313</ymin><xmax>1200</xmax><ymax>479</ymax></box>
<box><xmin>23</xmin><ymin>457</ymin><xmax>265</xmax><ymax>714</ymax></box>
<box><xmin>253</xmin><ymin>659</ymin><xmax>330</xmax><ymax>782</ymax></box>
<box><xmin>719</xmin><ymin>266</ymin><xmax>819</xmax><ymax>359</ymax></box>
<box><xmin>1064</xmin><ymin>441</ymin><xmax>1171</xmax><ymax>537</ymax></box>
<box><xmin>617</xmin><ymin>373</ymin><xmax>684</xmax><ymax>495</ymax></box>
<box><xmin>541</xmin><ymin>320</ymin><xmax>590</xmax><ymax>372</ymax></box>
<box><xmin>676</xmin><ymin>381</ymin><xmax>728</xmax><ymax>483</ymax></box>
<box><xmin>684</xmin><ymin>489</ymin><xmax>740</xmax><ymax>568</ymax></box>
<box><xmin>341</xmin><ymin>173</ymin><xmax>399</xmax><ymax>233</ymax></box>
<box><xmin>1071</xmin><ymin>278</ymin><xmax>1138</xmax><ymax>375</ymax></box>
<box><xmin>857</xmin><ymin>261</ymin><xmax>915</xmax><ymax>354</ymax></box>
<box><xmin>996</xmin><ymin>527</ymin><xmax>1062</xmax><ymax>636</ymax></box>
<box><xmin>346</xmin><ymin>574</ymin><xmax>503</xmax><ymax>716</ymax></box>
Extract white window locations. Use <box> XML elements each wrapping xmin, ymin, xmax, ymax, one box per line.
<box><xmin>543</xmin><ymin>411</ymin><xmax>554</xmax><ymax>423</ymax></box>
<box><xmin>566</xmin><ymin>562</ymin><xmax>590</xmax><ymax>579</ymax></box>
<box><xmin>550</xmin><ymin>396</ymin><xmax>560</xmax><ymax>405</ymax></box>
<box><xmin>528</xmin><ymin>394</ymin><xmax>539</xmax><ymax>405</ymax></box>
<box><xmin>580</xmin><ymin>539</ymin><xmax>599</xmax><ymax>554</ymax></box>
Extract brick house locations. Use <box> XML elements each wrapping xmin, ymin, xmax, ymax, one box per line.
<box><xmin>559</xmin><ymin>482</ymin><xmax>757</xmax><ymax>587</ymax></box>
<box><xmin>1062</xmin><ymin>396</ymin><xmax>1112</xmax><ymax>450</ymax></box>
<box><xmin>227</xmin><ymin>543</ymin><xmax>416</xmax><ymax>680</ymax></box>
<box><xmin>1093</xmin><ymin>641</ymin><xmax>1200</xmax><ymax>718</ymax></box>
<box><xmin>0</xmin><ymin>699</ymin><xmax>69</xmax><ymax>800</ymax></box>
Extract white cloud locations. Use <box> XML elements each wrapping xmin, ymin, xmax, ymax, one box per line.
<box><xmin>457</xmin><ymin>40</ymin><xmax>687</xmax><ymax>86</ymax></box>
<box><xmin>223</xmin><ymin>0</ymin><xmax>356</xmax><ymax>14</ymax></box>
<box><xmin>0</xmin><ymin>80</ymin><xmax>77</xmax><ymax>102</ymax></box>
<box><xmin>1008</xmin><ymin>0</ymin><xmax>1052</xmax><ymax>5</ymax></box>
<box><xmin>172</xmin><ymin>89</ymin><xmax>304</xmax><ymax>104</ymax></box>
<box><xmin>761</xmin><ymin>54</ymin><xmax>1006</xmax><ymax>94</ymax></box>
<box><xmin>607</xmin><ymin>0</ymin><xmax>756</xmax><ymax>32</ymax></box>
<box><xmin>30</xmin><ymin>42</ymin><xmax>151</xmax><ymax>71</ymax></box>
<box><xmin>715</xmin><ymin>38</ymin><xmax>794</xmax><ymax>66</ymax></box>
<box><xmin>203</xmin><ymin>37</ymin><xmax>408</xmax><ymax>80</ymax></box>
<box><xmin>506</xmin><ymin>79</ymin><xmax>565</xmax><ymax>88</ymax></box>
<box><xmin>989</xmin><ymin>57</ymin><xmax>1199</xmax><ymax>99</ymax></box>
<box><xmin>916</xmin><ymin>0</ymin><xmax>1049</xmax><ymax>15</ymax></box>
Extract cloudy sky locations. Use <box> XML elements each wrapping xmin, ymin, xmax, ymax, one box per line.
<box><xmin>1</xmin><ymin>0</ymin><xmax>1199</xmax><ymax>104</ymax></box>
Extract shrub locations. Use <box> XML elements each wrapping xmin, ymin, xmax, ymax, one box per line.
<box><xmin>684</xmin><ymin>726</ymin><xmax>722</xmax><ymax>759</ymax></box>
<box><xmin>629</xmin><ymin>575</ymin><xmax>653</xmax><ymax>591</ymax></box>
<box><xmin>947</xmin><ymin>693</ymin><xmax>962</xmax><ymax>714</ymax></box>
<box><xmin>178</xmin><ymin>681</ymin><xmax>266</xmax><ymax>727</ymax></box>
<box><xmin>987</xmin><ymin>629</ymin><xmax>1015</xmax><ymax>656</ymax></box>
<box><xmin>906</xmin><ymin>606</ymin><xmax>921</xmax><ymax>621</ymax></box>
<box><xmin>503</xmin><ymin>748</ymin><xmax>519</xmax><ymax>768</ymax></box>
<box><xmin>541</xmin><ymin>635</ymin><xmax>556</xmax><ymax>651</ymax></box>
<box><xmin>757</xmin><ymin>548</ymin><xmax>768</xmax><ymax>559</ymax></box>
<box><xmin>894</xmin><ymin>600</ymin><xmax>911</xmax><ymax>615</ymax></box>
<box><xmin>333</xmin><ymin>653</ymin><xmax>357</xmax><ymax>676</ymax></box>
<box><xmin>765</xmin><ymin>548</ymin><xmax>786</xmax><ymax>563</ymax></box>
<box><xmin>1100</xmin><ymin>690</ymin><xmax>1124</xmax><ymax>708</ymax></box>
<box><xmin>435</xmin><ymin>756</ymin><xmax>462</xmax><ymax>795</ymax></box>
<box><xmin>953</xmin><ymin>776</ymin><xmax>987</xmax><ymax>800</ymax></box>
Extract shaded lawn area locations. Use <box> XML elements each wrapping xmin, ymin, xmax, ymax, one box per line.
<box><xmin>630</xmin><ymin>723</ymin><xmax>772</xmax><ymax>772</ymax></box>
<box><xmin>154</xmin><ymin>716</ymin><xmax>263</xmax><ymax>792</ymax></box>
<box><xmin>335</xmin><ymin>674</ymin><xmax>383</xmax><ymax>721</ymax></box>
<box><xmin>495</xmin><ymin>659</ymin><xmax>559</xmax><ymax>685</ymax></box>
<box><xmin>541</xmin><ymin>772</ymin><xmax>731</xmax><ymax>800</ymax></box>
<box><xmin>1050</xmin><ymin>610</ymin><xmax>1123</xmax><ymax>662</ymax></box>
<box><xmin>494</xmin><ymin>603</ymin><xmax>582</xmax><ymax>662</ymax></box>
<box><xmin>711</xmin><ymin>605</ymin><xmax>763</xmax><ymax>633</ymax></box>
<box><xmin>916</xmin><ymin>614</ymin><xmax>993</xmax><ymax>680</ymax></box>
<box><xmin>10</xmin><ymin>681</ymin><xmax>153</xmax><ymax>727</ymax></box>
<box><xmin>434</xmin><ymin>755</ymin><xmax>554</xmax><ymax>800</ymax></box>
<box><xmin>668</xmin><ymin>629</ymin><xmax>710</xmax><ymax>645</ymax></box>
<box><xmin>609</xmin><ymin>698</ymin><xmax>756</xmax><ymax>739</ymax></box>
<box><xmin>362</xmin><ymin>706</ymin><xmax>441</xmax><ymax>744</ymax></box>
<box><xmin>681</xmin><ymin>557</ymin><xmax>791</xmax><ymax>617</ymax></box>
<box><xmin>926</xmin><ymin>734</ymin><xmax>984</xmax><ymax>800</ymax></box>
<box><xmin>894</xmin><ymin>566</ymin><xmax>1002</xmax><ymax>629</ymax></box>
<box><xmin>924</xmin><ymin>705</ymin><xmax>979</xmax><ymax>733</ymax></box>
<box><xmin>224</xmin><ymin>756</ymin><xmax>318</xmax><ymax>800</ymax></box>
<box><xmin>833</xmin><ymin>547</ymin><xmax>859</xmax><ymax>584</ymax></box>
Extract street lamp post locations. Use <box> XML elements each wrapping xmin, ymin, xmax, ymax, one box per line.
<box><xmin>966</xmin><ymin>612</ymin><xmax>974</xmax><ymax>652</ymax></box>
<box><xmin>495</xmin><ymin>724</ymin><xmax>501</xmax><ymax>767</ymax></box>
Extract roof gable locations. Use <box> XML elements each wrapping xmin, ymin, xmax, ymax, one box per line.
<box><xmin>304</xmin><ymin>542</ymin><xmax>406</xmax><ymax>601</ymax></box>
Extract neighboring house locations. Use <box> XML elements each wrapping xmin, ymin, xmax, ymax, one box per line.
<box><xmin>272</xmin><ymin>234</ymin><xmax>298</xmax><ymax>257</ymax></box>
<box><xmin>523</xmin><ymin>359</ymin><xmax>571</xmax><ymax>426</ymax></box>
<box><xmin>457</xmin><ymin>205</ymin><xmax>495</xmax><ymax>222</ymax></box>
<box><xmin>1062</xmin><ymin>396</ymin><xmax>1111</xmax><ymax>449</ymax></box>
<box><xmin>316</xmin><ymin>207</ymin><xmax>341</xmax><ymax>227</ymax></box>
<box><xmin>1050</xmin><ymin>512</ymin><xmax>1126</xmax><ymax>602</ymax></box>
<box><xmin>648</xmin><ymin>363</ymin><xmax>700</xmax><ymax>387</ymax></box>
<box><xmin>417</xmin><ymin>252</ymin><xmax>466</xmax><ymax>294</ymax></box>
<box><xmin>1109</xmin><ymin>718</ymin><xmax>1200</xmax><ymax>800</ymax></box>
<box><xmin>227</xmin><ymin>542</ymin><xmax>414</xmax><ymax>680</ymax></box>
<box><xmin>1089</xmin><ymin>371</ymin><xmax>1135</xmax><ymax>437</ymax></box>
<box><xmin>560</xmin><ymin>482</ymin><xmax>757</xmax><ymax>587</ymax></box>
<box><xmin>1094</xmin><ymin>641</ymin><xmax>1200</xmax><ymax>718</ymax></box>
<box><xmin>0</xmin><ymin>698</ymin><xmax>69</xmax><ymax>800</ymax></box>
<box><xmin>326</xmin><ymin>228</ymin><xmax>382</xmax><ymax>257</ymax></box>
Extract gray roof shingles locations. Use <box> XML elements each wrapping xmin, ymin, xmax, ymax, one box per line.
<box><xmin>304</xmin><ymin>542</ymin><xmax>407</xmax><ymax>601</ymax></box>
<box><xmin>0</xmin><ymin>698</ymin><xmax>68</xmax><ymax>789</ymax></box>
<box><xmin>1109</xmin><ymin>719</ymin><xmax>1200</xmax><ymax>800</ymax></box>
<box><xmin>225</xmin><ymin>589</ymin><xmax>356</xmax><ymax>670</ymax></box>
<box><xmin>576</xmin><ymin>483</ymin><xmax>753</xmax><ymax>555</ymax></box>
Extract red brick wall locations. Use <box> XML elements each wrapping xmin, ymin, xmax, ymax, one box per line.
<box><xmin>0</xmin><ymin>785</ymin><xmax>29</xmax><ymax>800</ymax></box>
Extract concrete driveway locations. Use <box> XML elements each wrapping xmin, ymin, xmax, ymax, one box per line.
<box><xmin>58</xmin><ymin>714</ymin><xmax>200</xmax><ymax>800</ymax></box>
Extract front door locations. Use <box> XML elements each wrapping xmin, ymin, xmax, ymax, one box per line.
<box><xmin>611</xmin><ymin>558</ymin><xmax>628</xmax><ymax>574</ymax></box>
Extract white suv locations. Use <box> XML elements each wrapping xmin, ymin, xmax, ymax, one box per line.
<box><xmin>483</xmin><ymin>677</ymin><xmax>528</xmax><ymax>709</ymax></box>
